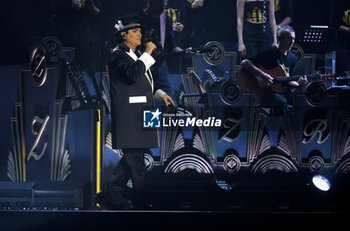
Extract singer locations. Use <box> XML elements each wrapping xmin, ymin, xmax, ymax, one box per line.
<box><xmin>95</xmin><ymin>14</ymin><xmax>174</xmax><ymax>210</ymax></box>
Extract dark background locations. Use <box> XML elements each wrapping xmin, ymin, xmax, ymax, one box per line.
<box><xmin>0</xmin><ymin>0</ymin><xmax>334</xmax><ymax>66</ymax></box>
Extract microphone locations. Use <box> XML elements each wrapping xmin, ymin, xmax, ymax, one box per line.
<box><xmin>142</xmin><ymin>29</ymin><xmax>162</xmax><ymax>56</ymax></box>
<box><xmin>153</xmin><ymin>47</ymin><xmax>161</xmax><ymax>56</ymax></box>
<box><xmin>143</xmin><ymin>41</ymin><xmax>161</xmax><ymax>56</ymax></box>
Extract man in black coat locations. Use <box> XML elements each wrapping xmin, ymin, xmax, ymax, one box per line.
<box><xmin>96</xmin><ymin>15</ymin><xmax>174</xmax><ymax>209</ymax></box>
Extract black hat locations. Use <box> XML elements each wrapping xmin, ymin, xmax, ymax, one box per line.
<box><xmin>110</xmin><ymin>14</ymin><xmax>141</xmax><ymax>46</ymax></box>
<box><xmin>114</xmin><ymin>14</ymin><xmax>141</xmax><ymax>33</ymax></box>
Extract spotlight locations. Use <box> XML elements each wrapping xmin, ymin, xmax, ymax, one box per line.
<box><xmin>312</xmin><ymin>174</ymin><xmax>331</xmax><ymax>191</ymax></box>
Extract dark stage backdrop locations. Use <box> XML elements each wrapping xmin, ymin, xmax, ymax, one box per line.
<box><xmin>1</xmin><ymin>0</ymin><xmax>335</xmax><ymax>66</ymax></box>
<box><xmin>0</xmin><ymin>0</ymin><xmax>349</xmax><ymax>212</ymax></box>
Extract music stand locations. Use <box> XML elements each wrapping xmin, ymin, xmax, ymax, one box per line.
<box><xmin>295</xmin><ymin>25</ymin><xmax>332</xmax><ymax>54</ymax></box>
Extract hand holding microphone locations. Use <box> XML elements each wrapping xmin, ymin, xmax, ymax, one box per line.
<box><xmin>143</xmin><ymin>29</ymin><xmax>161</xmax><ymax>56</ymax></box>
<box><xmin>144</xmin><ymin>42</ymin><xmax>158</xmax><ymax>55</ymax></box>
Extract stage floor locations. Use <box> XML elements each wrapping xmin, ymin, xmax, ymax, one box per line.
<box><xmin>1</xmin><ymin>210</ymin><xmax>349</xmax><ymax>231</ymax></box>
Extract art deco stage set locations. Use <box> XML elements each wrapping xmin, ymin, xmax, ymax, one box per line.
<box><xmin>0</xmin><ymin>36</ymin><xmax>349</xmax><ymax>229</ymax></box>
<box><xmin>1</xmin><ymin>1</ymin><xmax>350</xmax><ymax>230</ymax></box>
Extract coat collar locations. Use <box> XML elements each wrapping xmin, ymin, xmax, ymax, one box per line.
<box><xmin>113</xmin><ymin>43</ymin><xmax>140</xmax><ymax>61</ymax></box>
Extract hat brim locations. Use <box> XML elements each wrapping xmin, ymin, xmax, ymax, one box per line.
<box><xmin>117</xmin><ymin>23</ymin><xmax>141</xmax><ymax>33</ymax></box>
<box><xmin>112</xmin><ymin>24</ymin><xmax>142</xmax><ymax>45</ymax></box>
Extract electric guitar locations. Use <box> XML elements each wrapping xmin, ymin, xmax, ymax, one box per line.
<box><xmin>237</xmin><ymin>65</ymin><xmax>338</xmax><ymax>99</ymax></box>
<box><xmin>205</xmin><ymin>69</ymin><xmax>220</xmax><ymax>86</ymax></box>
<box><xmin>187</xmin><ymin>69</ymin><xmax>222</xmax><ymax>94</ymax></box>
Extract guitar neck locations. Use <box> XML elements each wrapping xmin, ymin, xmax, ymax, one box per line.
<box><xmin>205</xmin><ymin>69</ymin><xmax>219</xmax><ymax>83</ymax></box>
<box><xmin>274</xmin><ymin>74</ymin><xmax>321</xmax><ymax>83</ymax></box>
<box><xmin>189</xmin><ymin>70</ymin><xmax>206</xmax><ymax>94</ymax></box>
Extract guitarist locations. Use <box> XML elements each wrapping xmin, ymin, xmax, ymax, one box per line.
<box><xmin>240</xmin><ymin>26</ymin><xmax>308</xmax><ymax>116</ymax></box>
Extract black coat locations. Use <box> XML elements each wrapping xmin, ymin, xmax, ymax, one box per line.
<box><xmin>108</xmin><ymin>44</ymin><xmax>160</xmax><ymax>149</ymax></box>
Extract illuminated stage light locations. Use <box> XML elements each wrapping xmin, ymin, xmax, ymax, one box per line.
<box><xmin>312</xmin><ymin>174</ymin><xmax>331</xmax><ymax>191</ymax></box>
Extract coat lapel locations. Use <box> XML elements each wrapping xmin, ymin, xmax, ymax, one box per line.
<box><xmin>125</xmin><ymin>49</ymin><xmax>154</xmax><ymax>92</ymax></box>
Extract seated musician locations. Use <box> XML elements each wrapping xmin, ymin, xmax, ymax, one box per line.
<box><xmin>240</xmin><ymin>26</ymin><xmax>308</xmax><ymax>116</ymax></box>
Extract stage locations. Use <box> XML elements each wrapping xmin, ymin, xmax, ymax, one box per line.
<box><xmin>1</xmin><ymin>209</ymin><xmax>348</xmax><ymax>230</ymax></box>
<box><xmin>1</xmin><ymin>171</ymin><xmax>350</xmax><ymax>230</ymax></box>
<box><xmin>1</xmin><ymin>1</ymin><xmax>350</xmax><ymax>230</ymax></box>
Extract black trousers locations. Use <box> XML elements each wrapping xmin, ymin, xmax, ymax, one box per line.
<box><xmin>245</xmin><ymin>39</ymin><xmax>272</xmax><ymax>59</ymax></box>
<box><xmin>107</xmin><ymin>148</ymin><xmax>147</xmax><ymax>205</ymax></box>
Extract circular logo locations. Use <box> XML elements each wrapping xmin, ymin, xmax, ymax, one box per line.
<box><xmin>220</xmin><ymin>80</ymin><xmax>242</xmax><ymax>105</ymax></box>
<box><xmin>308</xmin><ymin>156</ymin><xmax>325</xmax><ymax>174</ymax></box>
<box><xmin>30</xmin><ymin>45</ymin><xmax>48</xmax><ymax>87</ymax></box>
<box><xmin>203</xmin><ymin>41</ymin><xmax>225</xmax><ymax>65</ymax></box>
<box><xmin>42</xmin><ymin>36</ymin><xmax>63</xmax><ymax>60</ymax></box>
<box><xmin>144</xmin><ymin>154</ymin><xmax>154</xmax><ymax>172</ymax></box>
<box><xmin>223</xmin><ymin>155</ymin><xmax>241</xmax><ymax>173</ymax></box>
<box><xmin>305</xmin><ymin>82</ymin><xmax>327</xmax><ymax>106</ymax></box>
<box><xmin>291</xmin><ymin>43</ymin><xmax>304</xmax><ymax>66</ymax></box>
